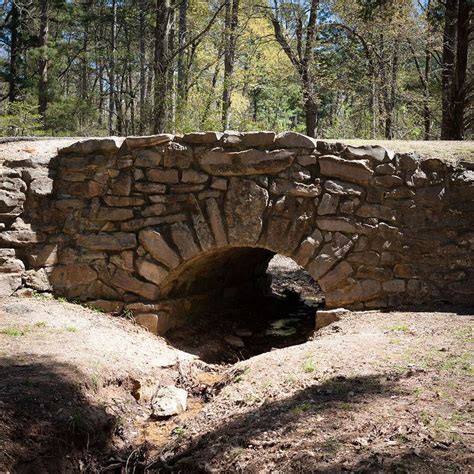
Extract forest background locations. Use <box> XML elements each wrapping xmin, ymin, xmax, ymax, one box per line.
<box><xmin>0</xmin><ymin>0</ymin><xmax>471</xmax><ymax>140</ymax></box>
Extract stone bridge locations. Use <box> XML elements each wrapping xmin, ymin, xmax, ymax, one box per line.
<box><xmin>0</xmin><ymin>132</ymin><xmax>473</xmax><ymax>334</ymax></box>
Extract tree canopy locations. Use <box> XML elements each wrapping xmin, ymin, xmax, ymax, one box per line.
<box><xmin>0</xmin><ymin>0</ymin><xmax>472</xmax><ymax>139</ymax></box>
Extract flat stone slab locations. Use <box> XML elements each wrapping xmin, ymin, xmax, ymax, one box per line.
<box><xmin>199</xmin><ymin>148</ymin><xmax>295</xmax><ymax>176</ymax></box>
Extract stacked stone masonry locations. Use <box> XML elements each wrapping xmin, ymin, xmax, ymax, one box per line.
<box><xmin>1</xmin><ymin>132</ymin><xmax>473</xmax><ymax>334</ymax></box>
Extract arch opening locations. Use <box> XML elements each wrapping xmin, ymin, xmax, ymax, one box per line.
<box><xmin>162</xmin><ymin>247</ymin><xmax>324</xmax><ymax>364</ymax></box>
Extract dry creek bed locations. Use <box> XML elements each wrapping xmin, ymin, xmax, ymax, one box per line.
<box><xmin>0</xmin><ymin>289</ymin><xmax>472</xmax><ymax>472</ymax></box>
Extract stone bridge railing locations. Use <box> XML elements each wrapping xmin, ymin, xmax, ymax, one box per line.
<box><xmin>0</xmin><ymin>132</ymin><xmax>472</xmax><ymax>334</ymax></box>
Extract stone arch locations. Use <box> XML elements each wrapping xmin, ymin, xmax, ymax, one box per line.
<box><xmin>127</xmin><ymin>170</ymin><xmax>361</xmax><ymax>321</ymax></box>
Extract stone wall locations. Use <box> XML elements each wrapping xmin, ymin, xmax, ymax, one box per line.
<box><xmin>1</xmin><ymin>132</ymin><xmax>473</xmax><ymax>334</ymax></box>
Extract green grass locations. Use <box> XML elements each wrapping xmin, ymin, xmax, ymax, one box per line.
<box><xmin>0</xmin><ymin>327</ymin><xmax>29</xmax><ymax>336</ymax></box>
<box><xmin>291</xmin><ymin>402</ymin><xmax>312</xmax><ymax>414</ymax></box>
<box><xmin>172</xmin><ymin>425</ymin><xmax>186</xmax><ymax>437</ymax></box>
<box><xmin>385</xmin><ymin>324</ymin><xmax>411</xmax><ymax>333</ymax></box>
<box><xmin>65</xmin><ymin>325</ymin><xmax>78</xmax><ymax>333</ymax></box>
<box><xmin>121</xmin><ymin>308</ymin><xmax>134</xmax><ymax>320</ymax></box>
<box><xmin>302</xmin><ymin>357</ymin><xmax>316</xmax><ymax>373</ymax></box>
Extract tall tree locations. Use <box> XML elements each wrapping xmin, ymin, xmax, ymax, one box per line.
<box><xmin>222</xmin><ymin>0</ymin><xmax>240</xmax><ymax>130</ymax></box>
<box><xmin>153</xmin><ymin>0</ymin><xmax>172</xmax><ymax>133</ymax></box>
<box><xmin>441</xmin><ymin>0</ymin><xmax>458</xmax><ymax>139</ymax></box>
<box><xmin>38</xmin><ymin>0</ymin><xmax>49</xmax><ymax>119</ymax></box>
<box><xmin>450</xmin><ymin>0</ymin><xmax>472</xmax><ymax>139</ymax></box>
<box><xmin>270</xmin><ymin>0</ymin><xmax>319</xmax><ymax>137</ymax></box>
<box><xmin>8</xmin><ymin>0</ymin><xmax>20</xmax><ymax>103</ymax></box>
<box><xmin>109</xmin><ymin>0</ymin><xmax>118</xmax><ymax>135</ymax></box>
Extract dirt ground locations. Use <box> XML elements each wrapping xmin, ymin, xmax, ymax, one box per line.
<box><xmin>0</xmin><ymin>289</ymin><xmax>472</xmax><ymax>472</ymax></box>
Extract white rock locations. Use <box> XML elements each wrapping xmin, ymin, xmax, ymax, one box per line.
<box><xmin>151</xmin><ymin>385</ymin><xmax>187</xmax><ymax>418</ymax></box>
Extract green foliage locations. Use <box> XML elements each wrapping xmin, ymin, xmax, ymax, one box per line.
<box><xmin>0</xmin><ymin>0</ymin><xmax>468</xmax><ymax>139</ymax></box>
<box><xmin>0</xmin><ymin>326</ymin><xmax>29</xmax><ymax>337</ymax></box>
<box><xmin>0</xmin><ymin>100</ymin><xmax>42</xmax><ymax>136</ymax></box>
<box><xmin>385</xmin><ymin>324</ymin><xmax>411</xmax><ymax>333</ymax></box>
<box><xmin>302</xmin><ymin>357</ymin><xmax>316</xmax><ymax>373</ymax></box>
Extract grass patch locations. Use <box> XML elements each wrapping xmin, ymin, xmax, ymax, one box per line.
<box><xmin>172</xmin><ymin>425</ymin><xmax>186</xmax><ymax>437</ymax></box>
<box><xmin>291</xmin><ymin>402</ymin><xmax>312</xmax><ymax>414</ymax></box>
<box><xmin>0</xmin><ymin>326</ymin><xmax>29</xmax><ymax>337</ymax></box>
<box><xmin>385</xmin><ymin>324</ymin><xmax>411</xmax><ymax>333</ymax></box>
<box><xmin>302</xmin><ymin>357</ymin><xmax>316</xmax><ymax>373</ymax></box>
<box><xmin>65</xmin><ymin>325</ymin><xmax>78</xmax><ymax>333</ymax></box>
<box><xmin>121</xmin><ymin>308</ymin><xmax>134</xmax><ymax>320</ymax></box>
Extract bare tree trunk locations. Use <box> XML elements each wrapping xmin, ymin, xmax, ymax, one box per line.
<box><xmin>108</xmin><ymin>0</ymin><xmax>117</xmax><ymax>135</ymax></box>
<box><xmin>450</xmin><ymin>0</ymin><xmax>471</xmax><ymax>139</ymax></box>
<box><xmin>441</xmin><ymin>0</ymin><xmax>458</xmax><ymax>140</ymax></box>
<box><xmin>153</xmin><ymin>0</ymin><xmax>172</xmax><ymax>134</ymax></box>
<box><xmin>222</xmin><ymin>0</ymin><xmax>240</xmax><ymax>130</ymax></box>
<box><xmin>371</xmin><ymin>72</ymin><xmax>377</xmax><ymax>138</ymax></box>
<box><xmin>270</xmin><ymin>0</ymin><xmax>319</xmax><ymax>137</ymax></box>
<box><xmin>303</xmin><ymin>75</ymin><xmax>318</xmax><ymax>138</ymax></box>
<box><xmin>9</xmin><ymin>0</ymin><xmax>20</xmax><ymax>103</ymax></box>
<box><xmin>168</xmin><ymin>6</ymin><xmax>176</xmax><ymax>133</ymax></box>
<box><xmin>177</xmin><ymin>0</ymin><xmax>188</xmax><ymax>103</ymax></box>
<box><xmin>423</xmin><ymin>46</ymin><xmax>431</xmax><ymax>140</ymax></box>
<box><xmin>38</xmin><ymin>0</ymin><xmax>49</xmax><ymax>120</ymax></box>
<box><xmin>139</xmin><ymin>0</ymin><xmax>146</xmax><ymax>134</ymax></box>
<box><xmin>98</xmin><ymin>65</ymin><xmax>104</xmax><ymax>127</ymax></box>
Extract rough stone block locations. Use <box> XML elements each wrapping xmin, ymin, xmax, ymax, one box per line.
<box><xmin>319</xmin><ymin>261</ymin><xmax>353</xmax><ymax>292</ymax></box>
<box><xmin>206</xmin><ymin>198</ymin><xmax>228</xmax><ymax>246</ymax></box>
<box><xmin>293</xmin><ymin>229</ymin><xmax>323</xmax><ymax>267</ymax></box>
<box><xmin>139</xmin><ymin>229</ymin><xmax>180</xmax><ymax>269</ymax></box>
<box><xmin>76</xmin><ymin>232</ymin><xmax>136</xmax><ymax>251</ymax></box>
<box><xmin>30</xmin><ymin>177</ymin><xmax>53</xmax><ymax>196</ymax></box>
<box><xmin>315</xmin><ymin>308</ymin><xmax>349</xmax><ymax>330</ymax></box>
<box><xmin>104</xmin><ymin>196</ymin><xmax>145</xmax><ymax>206</ymax></box>
<box><xmin>200</xmin><ymin>148</ymin><xmax>295</xmax><ymax>176</ymax></box>
<box><xmin>211</xmin><ymin>178</ymin><xmax>227</xmax><ymax>190</ymax></box>
<box><xmin>324</xmin><ymin>179</ymin><xmax>364</xmax><ymax>196</ymax></box>
<box><xmin>137</xmin><ymin>258</ymin><xmax>169</xmax><ymax>286</ymax></box>
<box><xmin>147</xmin><ymin>169</ymin><xmax>179</xmax><ymax>184</ymax></box>
<box><xmin>50</xmin><ymin>264</ymin><xmax>97</xmax><ymax>288</ymax></box>
<box><xmin>24</xmin><ymin>268</ymin><xmax>51</xmax><ymax>291</ymax></box>
<box><xmin>275</xmin><ymin>131</ymin><xmax>317</xmax><ymax>148</ymax></box>
<box><xmin>343</xmin><ymin>145</ymin><xmax>391</xmax><ymax>163</ymax></box>
<box><xmin>59</xmin><ymin>138</ymin><xmax>120</xmax><ymax>155</ymax></box>
<box><xmin>240</xmin><ymin>131</ymin><xmax>276</xmax><ymax>147</ymax></box>
<box><xmin>0</xmin><ymin>273</ymin><xmax>22</xmax><ymax>296</ymax></box>
<box><xmin>225</xmin><ymin>178</ymin><xmax>268</xmax><ymax>246</ymax></box>
<box><xmin>125</xmin><ymin>134</ymin><xmax>174</xmax><ymax>150</ymax></box>
<box><xmin>135</xmin><ymin>313</ymin><xmax>159</xmax><ymax>333</ymax></box>
<box><xmin>319</xmin><ymin>155</ymin><xmax>373</xmax><ymax>185</ymax></box>
<box><xmin>111</xmin><ymin>268</ymin><xmax>160</xmax><ymax>300</ymax></box>
<box><xmin>182</xmin><ymin>169</ymin><xmax>209</xmax><ymax>184</ymax></box>
<box><xmin>182</xmin><ymin>131</ymin><xmax>223</xmax><ymax>144</ymax></box>
<box><xmin>382</xmin><ymin>279</ymin><xmax>406</xmax><ymax>292</ymax></box>
<box><xmin>316</xmin><ymin>217</ymin><xmax>358</xmax><ymax>234</ymax></box>
<box><xmin>318</xmin><ymin>193</ymin><xmax>339</xmax><ymax>215</ymax></box>
<box><xmin>271</xmin><ymin>179</ymin><xmax>321</xmax><ymax>197</ymax></box>
<box><xmin>135</xmin><ymin>149</ymin><xmax>163</xmax><ymax>167</ymax></box>
<box><xmin>170</xmin><ymin>222</ymin><xmax>200</xmax><ymax>260</ymax></box>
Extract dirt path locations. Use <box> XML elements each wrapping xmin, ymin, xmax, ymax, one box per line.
<box><xmin>0</xmin><ymin>295</ymin><xmax>472</xmax><ymax>472</ymax></box>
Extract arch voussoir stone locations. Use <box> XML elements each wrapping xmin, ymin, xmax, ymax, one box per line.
<box><xmin>1</xmin><ymin>132</ymin><xmax>472</xmax><ymax>334</ymax></box>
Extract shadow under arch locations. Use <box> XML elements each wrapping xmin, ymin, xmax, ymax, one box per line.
<box><xmin>156</xmin><ymin>245</ymin><xmax>324</xmax><ymax>364</ymax></box>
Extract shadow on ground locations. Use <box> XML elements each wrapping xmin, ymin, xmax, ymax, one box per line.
<box><xmin>146</xmin><ymin>373</ymin><xmax>399</xmax><ymax>472</ymax></box>
<box><xmin>0</xmin><ymin>356</ymin><xmax>117</xmax><ymax>472</ymax></box>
